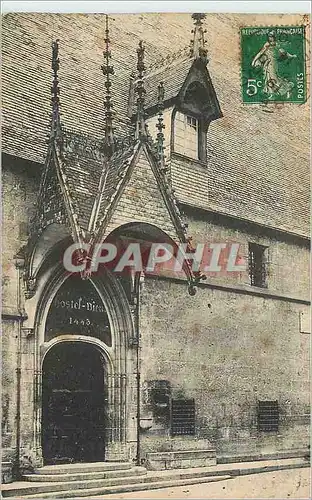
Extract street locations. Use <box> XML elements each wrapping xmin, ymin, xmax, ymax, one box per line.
<box><xmin>102</xmin><ymin>468</ymin><xmax>310</xmax><ymax>499</ymax></box>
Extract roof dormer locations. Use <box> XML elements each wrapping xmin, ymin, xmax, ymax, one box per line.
<box><xmin>129</xmin><ymin>13</ymin><xmax>222</xmax><ymax>164</ymax></box>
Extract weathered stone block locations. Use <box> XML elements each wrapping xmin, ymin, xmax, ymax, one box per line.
<box><xmin>146</xmin><ymin>449</ymin><xmax>217</xmax><ymax>470</ymax></box>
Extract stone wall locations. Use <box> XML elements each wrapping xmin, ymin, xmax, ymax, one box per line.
<box><xmin>138</xmin><ymin>216</ymin><xmax>310</xmax><ymax>458</ymax></box>
<box><xmin>2</xmin><ymin>159</ymin><xmax>39</xmax><ymax>475</ymax></box>
<box><xmin>2</xmin><ymin>159</ymin><xmax>38</xmax><ymax>310</ymax></box>
<box><xmin>1</xmin><ymin>156</ymin><xmax>310</xmax><ymax>475</ymax></box>
<box><xmin>185</xmin><ymin>211</ymin><xmax>310</xmax><ymax>298</ymax></box>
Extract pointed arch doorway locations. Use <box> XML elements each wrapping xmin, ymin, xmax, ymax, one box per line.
<box><xmin>42</xmin><ymin>341</ymin><xmax>108</xmax><ymax>464</ymax></box>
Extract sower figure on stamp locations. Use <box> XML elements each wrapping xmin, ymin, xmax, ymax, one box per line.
<box><xmin>251</xmin><ymin>31</ymin><xmax>297</xmax><ymax>99</ymax></box>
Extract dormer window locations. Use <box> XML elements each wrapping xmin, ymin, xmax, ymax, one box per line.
<box><xmin>173</xmin><ymin>110</ymin><xmax>206</xmax><ymax>162</ymax></box>
<box><xmin>174</xmin><ymin>112</ymin><xmax>199</xmax><ymax>160</ymax></box>
<box><xmin>130</xmin><ymin>56</ymin><xmax>222</xmax><ymax>163</ymax></box>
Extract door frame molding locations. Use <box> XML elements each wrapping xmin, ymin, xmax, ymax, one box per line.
<box><xmin>30</xmin><ymin>263</ymin><xmax>136</xmax><ymax>466</ymax></box>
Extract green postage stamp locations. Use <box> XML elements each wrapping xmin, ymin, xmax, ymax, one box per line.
<box><xmin>241</xmin><ymin>26</ymin><xmax>306</xmax><ymax>103</ymax></box>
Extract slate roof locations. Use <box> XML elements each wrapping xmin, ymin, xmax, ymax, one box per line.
<box><xmin>2</xmin><ymin>12</ymin><xmax>310</xmax><ymax>237</ymax></box>
<box><xmin>133</xmin><ymin>55</ymin><xmax>193</xmax><ymax>112</ymax></box>
<box><xmin>61</xmin><ymin>136</ymin><xmax>107</xmax><ymax>233</ymax></box>
<box><xmin>52</xmin><ymin>129</ymin><xmax>139</xmax><ymax>237</ymax></box>
<box><xmin>95</xmin><ymin>142</ymin><xmax>140</xmax><ymax>234</ymax></box>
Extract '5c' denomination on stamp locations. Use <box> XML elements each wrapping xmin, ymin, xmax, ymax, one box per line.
<box><xmin>241</xmin><ymin>26</ymin><xmax>306</xmax><ymax>103</ymax></box>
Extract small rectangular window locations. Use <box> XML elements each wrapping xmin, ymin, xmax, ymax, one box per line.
<box><xmin>170</xmin><ymin>398</ymin><xmax>195</xmax><ymax>436</ymax></box>
<box><xmin>258</xmin><ymin>400</ymin><xmax>279</xmax><ymax>432</ymax></box>
<box><xmin>187</xmin><ymin>116</ymin><xmax>198</xmax><ymax>130</ymax></box>
<box><xmin>248</xmin><ymin>243</ymin><xmax>268</xmax><ymax>288</ymax></box>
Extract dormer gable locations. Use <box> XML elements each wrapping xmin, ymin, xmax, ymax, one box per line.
<box><xmin>177</xmin><ymin>58</ymin><xmax>222</xmax><ymax>122</ymax></box>
<box><xmin>129</xmin><ymin>55</ymin><xmax>222</xmax><ymax>123</ymax></box>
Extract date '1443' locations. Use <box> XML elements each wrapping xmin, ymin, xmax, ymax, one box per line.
<box><xmin>69</xmin><ymin>317</ymin><xmax>91</xmax><ymax>326</ymax></box>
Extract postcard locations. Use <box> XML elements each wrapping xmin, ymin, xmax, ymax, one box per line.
<box><xmin>1</xmin><ymin>5</ymin><xmax>310</xmax><ymax>499</ymax></box>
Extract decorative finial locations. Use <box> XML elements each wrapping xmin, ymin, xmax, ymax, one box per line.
<box><xmin>156</xmin><ymin>82</ymin><xmax>166</xmax><ymax>169</ymax></box>
<box><xmin>135</xmin><ymin>40</ymin><xmax>147</xmax><ymax>140</ymax></box>
<box><xmin>101</xmin><ymin>14</ymin><xmax>115</xmax><ymax>152</ymax></box>
<box><xmin>51</xmin><ymin>39</ymin><xmax>61</xmax><ymax>137</ymax></box>
<box><xmin>190</xmin><ymin>13</ymin><xmax>208</xmax><ymax>62</ymax></box>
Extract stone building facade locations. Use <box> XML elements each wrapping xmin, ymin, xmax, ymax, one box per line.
<box><xmin>2</xmin><ymin>12</ymin><xmax>310</xmax><ymax>481</ymax></box>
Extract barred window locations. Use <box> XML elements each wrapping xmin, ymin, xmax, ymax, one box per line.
<box><xmin>258</xmin><ymin>400</ymin><xmax>279</xmax><ymax>432</ymax></box>
<box><xmin>170</xmin><ymin>399</ymin><xmax>195</xmax><ymax>436</ymax></box>
<box><xmin>248</xmin><ymin>243</ymin><xmax>268</xmax><ymax>288</ymax></box>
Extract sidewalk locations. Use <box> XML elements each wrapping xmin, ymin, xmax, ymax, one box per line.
<box><xmin>100</xmin><ymin>467</ymin><xmax>311</xmax><ymax>499</ymax></box>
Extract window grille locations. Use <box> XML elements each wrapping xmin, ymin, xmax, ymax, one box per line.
<box><xmin>170</xmin><ymin>398</ymin><xmax>195</xmax><ymax>436</ymax></box>
<box><xmin>148</xmin><ymin>380</ymin><xmax>171</xmax><ymax>424</ymax></box>
<box><xmin>257</xmin><ymin>400</ymin><xmax>279</xmax><ymax>432</ymax></box>
<box><xmin>248</xmin><ymin>243</ymin><xmax>268</xmax><ymax>287</ymax></box>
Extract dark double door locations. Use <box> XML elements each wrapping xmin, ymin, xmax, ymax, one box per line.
<box><xmin>42</xmin><ymin>342</ymin><xmax>107</xmax><ymax>464</ymax></box>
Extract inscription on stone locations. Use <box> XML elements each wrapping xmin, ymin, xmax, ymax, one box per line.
<box><xmin>45</xmin><ymin>275</ymin><xmax>111</xmax><ymax>345</ymax></box>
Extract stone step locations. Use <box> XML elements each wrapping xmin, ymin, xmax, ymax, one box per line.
<box><xmin>2</xmin><ymin>474</ymin><xmax>234</xmax><ymax>499</ymax></box>
<box><xmin>23</xmin><ymin>466</ymin><xmax>146</xmax><ymax>483</ymax></box>
<box><xmin>3</xmin><ymin>475</ymin><xmax>142</xmax><ymax>497</ymax></box>
<box><xmin>2</xmin><ymin>457</ymin><xmax>309</xmax><ymax>498</ymax></box>
<box><xmin>33</xmin><ymin>461</ymin><xmax>133</xmax><ymax>475</ymax></box>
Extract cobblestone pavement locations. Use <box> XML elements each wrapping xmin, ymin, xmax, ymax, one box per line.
<box><xmin>103</xmin><ymin>468</ymin><xmax>310</xmax><ymax>499</ymax></box>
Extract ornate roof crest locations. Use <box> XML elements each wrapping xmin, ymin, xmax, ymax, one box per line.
<box><xmin>50</xmin><ymin>39</ymin><xmax>62</xmax><ymax>139</ymax></box>
<box><xmin>190</xmin><ymin>13</ymin><xmax>209</xmax><ymax>63</ymax></box>
<box><xmin>101</xmin><ymin>14</ymin><xmax>115</xmax><ymax>153</ymax></box>
<box><xmin>135</xmin><ymin>40</ymin><xmax>147</xmax><ymax>140</ymax></box>
<box><xmin>156</xmin><ymin>82</ymin><xmax>166</xmax><ymax>170</ymax></box>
